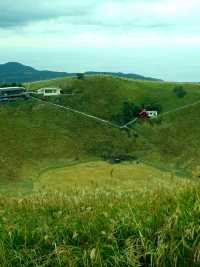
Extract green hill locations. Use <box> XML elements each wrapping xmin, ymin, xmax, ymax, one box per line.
<box><xmin>28</xmin><ymin>76</ymin><xmax>200</xmax><ymax>118</ymax></box>
<box><xmin>0</xmin><ymin>75</ymin><xmax>200</xmax><ymax>184</ymax></box>
<box><xmin>28</xmin><ymin>76</ymin><xmax>200</xmax><ymax>170</ymax></box>
<box><xmin>1</xmin><ymin>75</ymin><xmax>200</xmax><ymax>266</ymax></box>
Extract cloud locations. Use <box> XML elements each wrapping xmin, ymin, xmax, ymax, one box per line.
<box><xmin>0</xmin><ymin>0</ymin><xmax>95</xmax><ymax>27</ymax></box>
<box><xmin>1</xmin><ymin>0</ymin><xmax>200</xmax><ymax>51</ymax></box>
<box><xmin>92</xmin><ymin>0</ymin><xmax>200</xmax><ymax>29</ymax></box>
<box><xmin>1</xmin><ymin>0</ymin><xmax>200</xmax><ymax>82</ymax></box>
<box><xmin>1</xmin><ymin>0</ymin><xmax>200</xmax><ymax>30</ymax></box>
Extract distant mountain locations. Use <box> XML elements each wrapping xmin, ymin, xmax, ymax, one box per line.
<box><xmin>0</xmin><ymin>62</ymin><xmax>70</xmax><ymax>83</ymax></box>
<box><xmin>0</xmin><ymin>62</ymin><xmax>162</xmax><ymax>83</ymax></box>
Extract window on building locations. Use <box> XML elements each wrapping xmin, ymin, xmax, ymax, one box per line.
<box><xmin>45</xmin><ymin>89</ymin><xmax>57</xmax><ymax>94</ymax></box>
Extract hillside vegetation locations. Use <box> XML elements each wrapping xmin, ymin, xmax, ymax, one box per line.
<box><xmin>1</xmin><ymin>75</ymin><xmax>200</xmax><ymax>266</ymax></box>
<box><xmin>0</xmin><ymin>163</ymin><xmax>199</xmax><ymax>266</ymax></box>
<box><xmin>0</xmin><ymin>76</ymin><xmax>200</xmax><ymax>183</ymax></box>
<box><xmin>30</xmin><ymin>75</ymin><xmax>200</xmax><ymax>173</ymax></box>
<box><xmin>29</xmin><ymin>76</ymin><xmax>200</xmax><ymax>118</ymax></box>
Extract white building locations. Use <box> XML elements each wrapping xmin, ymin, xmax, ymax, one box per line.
<box><xmin>37</xmin><ymin>87</ymin><xmax>61</xmax><ymax>96</ymax></box>
<box><xmin>146</xmin><ymin>110</ymin><xmax>158</xmax><ymax>118</ymax></box>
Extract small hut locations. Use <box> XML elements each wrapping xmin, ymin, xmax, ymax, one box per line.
<box><xmin>146</xmin><ymin>110</ymin><xmax>158</xmax><ymax>118</ymax></box>
<box><xmin>138</xmin><ymin>108</ymin><xmax>158</xmax><ymax>119</ymax></box>
<box><xmin>37</xmin><ymin>87</ymin><xmax>61</xmax><ymax>96</ymax></box>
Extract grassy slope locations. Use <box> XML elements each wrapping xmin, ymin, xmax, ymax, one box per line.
<box><xmin>1</xmin><ymin>75</ymin><xmax>200</xmax><ymax>183</ymax></box>
<box><xmin>0</xmin><ymin>161</ymin><xmax>199</xmax><ymax>266</ymax></box>
<box><xmin>29</xmin><ymin>76</ymin><xmax>200</xmax><ymax>173</ymax></box>
<box><xmin>1</xmin><ymin>76</ymin><xmax>200</xmax><ymax>266</ymax></box>
<box><xmin>0</xmin><ymin>98</ymin><xmax>142</xmax><ymax>184</ymax></box>
<box><xmin>136</xmin><ymin>100</ymin><xmax>200</xmax><ymax>173</ymax></box>
<box><xmin>29</xmin><ymin>76</ymin><xmax>200</xmax><ymax>119</ymax></box>
<box><xmin>34</xmin><ymin>161</ymin><xmax>190</xmax><ymax>193</ymax></box>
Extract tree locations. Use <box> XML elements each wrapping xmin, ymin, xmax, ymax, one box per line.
<box><xmin>112</xmin><ymin>101</ymin><xmax>139</xmax><ymax>125</ymax></box>
<box><xmin>173</xmin><ymin>86</ymin><xmax>186</xmax><ymax>98</ymax></box>
<box><xmin>77</xmin><ymin>73</ymin><xmax>85</xmax><ymax>80</ymax></box>
<box><xmin>122</xmin><ymin>101</ymin><xmax>139</xmax><ymax>122</ymax></box>
<box><xmin>144</xmin><ymin>102</ymin><xmax>162</xmax><ymax>113</ymax></box>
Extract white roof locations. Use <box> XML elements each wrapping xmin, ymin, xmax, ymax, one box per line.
<box><xmin>38</xmin><ymin>87</ymin><xmax>60</xmax><ymax>90</ymax></box>
<box><xmin>0</xmin><ymin>87</ymin><xmax>25</xmax><ymax>90</ymax></box>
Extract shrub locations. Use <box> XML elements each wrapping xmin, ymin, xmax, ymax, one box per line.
<box><xmin>142</xmin><ymin>102</ymin><xmax>162</xmax><ymax>113</ymax></box>
<box><xmin>112</xmin><ymin>101</ymin><xmax>139</xmax><ymax>125</ymax></box>
<box><xmin>173</xmin><ymin>86</ymin><xmax>187</xmax><ymax>98</ymax></box>
<box><xmin>77</xmin><ymin>73</ymin><xmax>85</xmax><ymax>80</ymax></box>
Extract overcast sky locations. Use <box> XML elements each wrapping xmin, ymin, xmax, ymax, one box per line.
<box><xmin>0</xmin><ymin>0</ymin><xmax>200</xmax><ymax>81</ymax></box>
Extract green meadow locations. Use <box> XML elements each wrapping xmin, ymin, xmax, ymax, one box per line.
<box><xmin>1</xmin><ymin>76</ymin><xmax>200</xmax><ymax>266</ymax></box>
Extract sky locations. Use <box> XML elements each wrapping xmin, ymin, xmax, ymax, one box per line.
<box><xmin>0</xmin><ymin>0</ymin><xmax>200</xmax><ymax>81</ymax></box>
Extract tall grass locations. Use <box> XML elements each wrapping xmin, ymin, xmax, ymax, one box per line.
<box><xmin>0</xmin><ymin>184</ymin><xmax>200</xmax><ymax>266</ymax></box>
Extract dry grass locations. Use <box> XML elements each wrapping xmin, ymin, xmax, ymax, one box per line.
<box><xmin>0</xmin><ymin>162</ymin><xmax>199</xmax><ymax>266</ymax></box>
<box><xmin>34</xmin><ymin>161</ymin><xmax>192</xmax><ymax>193</ymax></box>
<box><xmin>0</xmin><ymin>182</ymin><xmax>200</xmax><ymax>266</ymax></box>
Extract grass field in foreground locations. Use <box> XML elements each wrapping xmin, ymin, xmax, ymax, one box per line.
<box><xmin>1</xmin><ymin>161</ymin><xmax>200</xmax><ymax>267</ymax></box>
